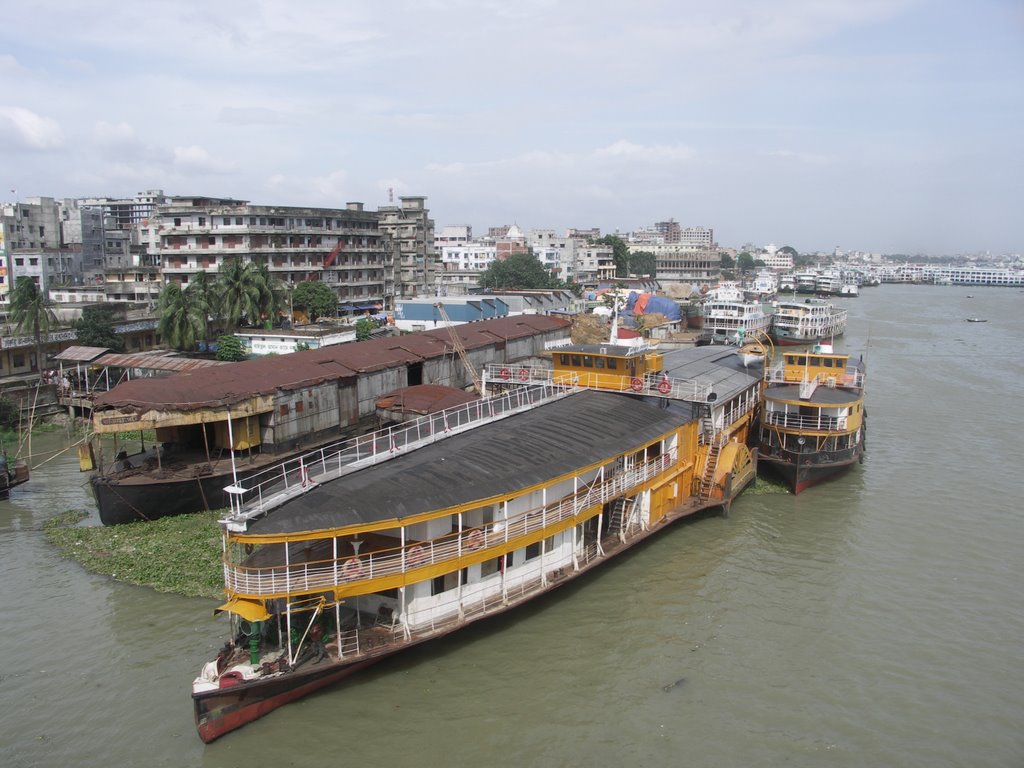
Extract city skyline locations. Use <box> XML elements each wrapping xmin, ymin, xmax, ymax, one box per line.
<box><xmin>1</xmin><ymin>0</ymin><xmax>1021</xmax><ymax>256</ymax></box>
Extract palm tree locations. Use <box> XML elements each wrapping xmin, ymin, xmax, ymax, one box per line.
<box><xmin>157</xmin><ymin>282</ymin><xmax>205</xmax><ymax>351</ymax></box>
<box><xmin>217</xmin><ymin>258</ymin><xmax>263</xmax><ymax>331</ymax></box>
<box><xmin>185</xmin><ymin>270</ymin><xmax>221</xmax><ymax>341</ymax></box>
<box><xmin>252</xmin><ymin>260</ymin><xmax>284</xmax><ymax>327</ymax></box>
<box><xmin>8</xmin><ymin>276</ymin><xmax>57</xmax><ymax>376</ymax></box>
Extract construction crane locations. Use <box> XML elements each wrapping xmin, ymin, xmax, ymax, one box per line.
<box><xmin>435</xmin><ymin>303</ymin><xmax>482</xmax><ymax>394</ymax></box>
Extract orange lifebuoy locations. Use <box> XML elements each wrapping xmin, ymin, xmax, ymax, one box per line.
<box><xmin>500</xmin><ymin>367</ymin><xmax>511</xmax><ymax>380</ymax></box>
<box><xmin>518</xmin><ymin>368</ymin><xmax>530</xmax><ymax>382</ymax></box>
<box><xmin>657</xmin><ymin>379</ymin><xmax>671</xmax><ymax>395</ymax></box>
<box><xmin>630</xmin><ymin>377</ymin><xmax>643</xmax><ymax>392</ymax></box>
<box><xmin>465</xmin><ymin>529</ymin><xmax>484</xmax><ymax>551</ymax></box>
<box><xmin>342</xmin><ymin>558</ymin><xmax>364</xmax><ymax>580</ymax></box>
<box><xmin>407</xmin><ymin>545</ymin><xmax>427</xmax><ymax>567</ymax></box>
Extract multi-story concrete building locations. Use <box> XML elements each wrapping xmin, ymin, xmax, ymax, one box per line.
<box><xmin>1</xmin><ymin>197</ymin><xmax>85</xmax><ymax>296</ymax></box>
<box><xmin>679</xmin><ymin>227</ymin><xmax>715</xmax><ymax>249</ymax></box>
<box><xmin>378</xmin><ymin>196</ymin><xmax>436</xmax><ymax>300</ymax></box>
<box><xmin>155</xmin><ymin>196</ymin><xmax>394</xmax><ymax>312</ymax></box>
<box><xmin>633</xmin><ymin>243</ymin><xmax>719</xmax><ymax>287</ymax></box>
<box><xmin>80</xmin><ymin>189</ymin><xmax>172</xmax><ymax>232</ymax></box>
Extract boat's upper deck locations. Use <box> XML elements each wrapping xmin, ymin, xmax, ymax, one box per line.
<box><xmin>246</xmin><ymin>389</ymin><xmax>697</xmax><ymax>536</ymax></box>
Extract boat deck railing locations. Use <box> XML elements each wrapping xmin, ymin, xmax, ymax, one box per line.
<box><xmin>763</xmin><ymin>412</ymin><xmax>850</xmax><ymax>432</ymax></box>
<box><xmin>221</xmin><ymin>381</ymin><xmax>578</xmax><ymax>528</ymax></box>
<box><xmin>484</xmin><ymin>363</ymin><xmax>716</xmax><ymax>403</ymax></box>
<box><xmin>766</xmin><ymin>365</ymin><xmax>865</xmax><ymax>391</ymax></box>
<box><xmin>222</xmin><ymin>451</ymin><xmax>677</xmax><ymax>597</ymax></box>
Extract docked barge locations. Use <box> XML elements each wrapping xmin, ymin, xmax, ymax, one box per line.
<box><xmin>192</xmin><ymin>342</ymin><xmax>762</xmax><ymax>741</ymax></box>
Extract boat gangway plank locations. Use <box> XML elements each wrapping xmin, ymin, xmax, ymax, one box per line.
<box><xmin>221</xmin><ymin>381</ymin><xmax>578</xmax><ymax>530</ymax></box>
<box><xmin>484</xmin><ymin>363</ymin><xmax>717</xmax><ymax>403</ymax></box>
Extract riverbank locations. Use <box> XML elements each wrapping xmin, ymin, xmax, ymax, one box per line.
<box><xmin>44</xmin><ymin>509</ymin><xmax>225</xmax><ymax>599</ymax></box>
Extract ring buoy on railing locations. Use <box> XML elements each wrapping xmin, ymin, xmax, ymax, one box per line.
<box><xmin>407</xmin><ymin>545</ymin><xmax>427</xmax><ymax>567</ymax></box>
<box><xmin>342</xmin><ymin>558</ymin><xmax>364</xmax><ymax>580</ymax></box>
<box><xmin>465</xmin><ymin>528</ymin><xmax>484</xmax><ymax>551</ymax></box>
<box><xmin>630</xmin><ymin>377</ymin><xmax>643</xmax><ymax>392</ymax></box>
<box><xmin>518</xmin><ymin>368</ymin><xmax>530</xmax><ymax>382</ymax></box>
<box><xmin>499</xmin><ymin>367</ymin><xmax>511</xmax><ymax>380</ymax></box>
<box><xmin>657</xmin><ymin>379</ymin><xmax>672</xmax><ymax>395</ymax></box>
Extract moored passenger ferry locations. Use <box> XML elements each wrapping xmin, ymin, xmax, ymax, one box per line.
<box><xmin>192</xmin><ymin>341</ymin><xmax>762</xmax><ymax>741</ymax></box>
<box><xmin>770</xmin><ymin>298</ymin><xmax>848</xmax><ymax>346</ymax></box>
<box><xmin>756</xmin><ymin>345</ymin><xmax>866</xmax><ymax>494</ymax></box>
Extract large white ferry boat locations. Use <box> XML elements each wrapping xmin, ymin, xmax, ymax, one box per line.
<box><xmin>770</xmin><ymin>298</ymin><xmax>847</xmax><ymax>346</ymax></box>
<box><xmin>191</xmin><ymin>341</ymin><xmax>762</xmax><ymax>741</ymax></box>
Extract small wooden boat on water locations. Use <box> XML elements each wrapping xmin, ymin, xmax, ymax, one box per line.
<box><xmin>735</xmin><ymin>341</ymin><xmax>766</xmax><ymax>368</ymax></box>
<box><xmin>0</xmin><ymin>453</ymin><xmax>30</xmax><ymax>498</ymax></box>
<box><xmin>965</xmin><ymin>317</ymin><xmax>987</xmax><ymax>323</ymax></box>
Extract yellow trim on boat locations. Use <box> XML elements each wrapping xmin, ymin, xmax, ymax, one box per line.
<box><xmin>214</xmin><ymin>597</ymin><xmax>271</xmax><ymax>622</ymax></box>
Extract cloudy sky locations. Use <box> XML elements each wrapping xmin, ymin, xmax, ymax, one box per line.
<box><xmin>1</xmin><ymin>0</ymin><xmax>1021</xmax><ymax>254</ymax></box>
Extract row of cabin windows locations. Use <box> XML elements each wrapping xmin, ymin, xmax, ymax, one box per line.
<box><xmin>557</xmin><ymin>353</ymin><xmax>639</xmax><ymax>373</ymax></box>
<box><xmin>785</xmin><ymin>355</ymin><xmax>845</xmax><ymax>368</ymax></box>
<box><xmin>430</xmin><ymin>536</ymin><xmax>553</xmax><ymax>596</ymax></box>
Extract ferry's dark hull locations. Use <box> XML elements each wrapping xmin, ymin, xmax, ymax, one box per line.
<box><xmin>194</xmin><ymin>655</ymin><xmax>386</xmax><ymax>743</ymax></box>
<box><xmin>91</xmin><ymin>469</ymin><xmax>245</xmax><ymax>525</ymax></box>
<box><xmin>757</xmin><ymin>444</ymin><xmax>862</xmax><ymax>494</ymax></box>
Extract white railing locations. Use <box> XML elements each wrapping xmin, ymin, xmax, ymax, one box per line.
<box><xmin>763</xmin><ymin>412</ymin><xmax>849</xmax><ymax>431</ymax></box>
<box><xmin>221</xmin><ymin>381</ymin><xmax>578</xmax><ymax>528</ymax></box>
<box><xmin>484</xmin><ymin>363</ymin><xmax>716</xmax><ymax>403</ymax></box>
<box><xmin>223</xmin><ymin>451</ymin><xmax>677</xmax><ymax>597</ymax></box>
<box><xmin>766</xmin><ymin>365</ymin><xmax>865</xmax><ymax>391</ymax></box>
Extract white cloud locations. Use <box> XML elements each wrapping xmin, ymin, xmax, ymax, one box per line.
<box><xmin>94</xmin><ymin>120</ymin><xmax>137</xmax><ymax>145</ymax></box>
<box><xmin>0</xmin><ymin>106</ymin><xmax>64</xmax><ymax>149</ymax></box>
<box><xmin>173</xmin><ymin>145</ymin><xmax>235</xmax><ymax>173</ymax></box>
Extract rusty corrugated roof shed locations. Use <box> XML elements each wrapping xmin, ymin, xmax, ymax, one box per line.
<box><xmin>94</xmin><ymin>353</ymin><xmax>229</xmax><ymax>373</ymax></box>
<box><xmin>54</xmin><ymin>346</ymin><xmax>109</xmax><ymax>362</ymax></box>
<box><xmin>375</xmin><ymin>384</ymin><xmax>478</xmax><ymax>414</ymax></box>
<box><xmin>92</xmin><ymin>315</ymin><xmax>569</xmax><ymax>412</ymax></box>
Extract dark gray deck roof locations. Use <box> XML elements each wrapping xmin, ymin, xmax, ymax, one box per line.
<box><xmin>248</xmin><ymin>390</ymin><xmax>697</xmax><ymax>535</ymax></box>
<box><xmin>765</xmin><ymin>383</ymin><xmax>861</xmax><ymax>405</ymax></box>
<box><xmin>660</xmin><ymin>345</ymin><xmax>762</xmax><ymax>402</ymax></box>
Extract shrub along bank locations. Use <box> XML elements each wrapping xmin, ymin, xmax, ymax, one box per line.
<box><xmin>44</xmin><ymin>510</ymin><xmax>225</xmax><ymax>599</ymax></box>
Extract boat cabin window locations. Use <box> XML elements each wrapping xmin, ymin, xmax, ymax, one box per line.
<box><xmin>810</xmin><ymin>357</ymin><xmax>821</xmax><ymax>366</ymax></box>
<box><xmin>607</xmin><ymin>358</ymin><xmax>617</xmax><ymax>369</ymax></box>
<box><xmin>594</xmin><ymin>357</ymin><xmax>606</xmax><ymax>369</ymax></box>
<box><xmin>571</xmin><ymin>355</ymin><xmax>581</xmax><ymax>366</ymax></box>
<box><xmin>582</xmin><ymin>355</ymin><xmax>593</xmax><ymax>368</ymax></box>
<box><xmin>559</xmin><ymin>354</ymin><xmax>569</xmax><ymax>365</ymax></box>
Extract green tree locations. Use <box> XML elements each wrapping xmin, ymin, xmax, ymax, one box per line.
<box><xmin>186</xmin><ymin>270</ymin><xmax>221</xmax><ymax>340</ymax></box>
<box><xmin>720</xmin><ymin>253</ymin><xmax>735</xmax><ymax>270</ymax></box>
<box><xmin>217</xmin><ymin>258</ymin><xmax>264</xmax><ymax>330</ymax></box>
<box><xmin>292</xmin><ymin>281</ymin><xmax>337</xmax><ymax>321</ymax></box>
<box><xmin>355</xmin><ymin>317</ymin><xmax>374</xmax><ymax>341</ymax></box>
<box><xmin>0</xmin><ymin>395</ymin><xmax>20</xmax><ymax>431</ymax></box>
<box><xmin>72</xmin><ymin>305</ymin><xmax>125</xmax><ymax>352</ymax></box>
<box><xmin>157</xmin><ymin>282</ymin><xmax>205</xmax><ymax>351</ymax></box>
<box><xmin>253</xmin><ymin>261</ymin><xmax>284</xmax><ymax>326</ymax></box>
<box><xmin>627</xmin><ymin>250</ymin><xmax>657</xmax><ymax>278</ymax></box>
<box><xmin>737</xmin><ymin>251</ymin><xmax>756</xmax><ymax>273</ymax></box>
<box><xmin>596</xmin><ymin>235</ymin><xmax>630</xmax><ymax>278</ymax></box>
<box><xmin>8</xmin><ymin>276</ymin><xmax>58</xmax><ymax>375</ymax></box>
<box><xmin>216</xmin><ymin>334</ymin><xmax>247</xmax><ymax>362</ymax></box>
<box><xmin>479</xmin><ymin>252</ymin><xmax>558</xmax><ymax>290</ymax></box>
